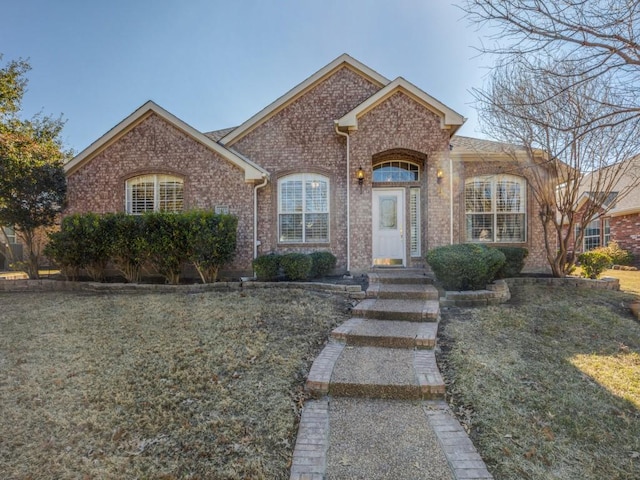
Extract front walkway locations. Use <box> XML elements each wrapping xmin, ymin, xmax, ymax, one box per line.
<box><xmin>290</xmin><ymin>269</ymin><xmax>493</xmax><ymax>480</ymax></box>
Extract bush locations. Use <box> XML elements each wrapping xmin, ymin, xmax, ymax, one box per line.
<box><xmin>109</xmin><ymin>213</ymin><xmax>147</xmax><ymax>283</ymax></box>
<box><xmin>426</xmin><ymin>243</ymin><xmax>506</xmax><ymax>291</ymax></box>
<box><xmin>309</xmin><ymin>251</ymin><xmax>337</xmax><ymax>278</ymax></box>
<box><xmin>578</xmin><ymin>249</ymin><xmax>612</xmax><ymax>279</ymax></box>
<box><xmin>494</xmin><ymin>247</ymin><xmax>529</xmax><ymax>278</ymax></box>
<box><xmin>280</xmin><ymin>253</ymin><xmax>313</xmax><ymax>281</ymax></box>
<box><xmin>252</xmin><ymin>254</ymin><xmax>281</xmax><ymax>281</ymax></box>
<box><xmin>185</xmin><ymin>211</ymin><xmax>238</xmax><ymax>283</ymax></box>
<box><xmin>143</xmin><ymin>213</ymin><xmax>192</xmax><ymax>284</ymax></box>
<box><xmin>601</xmin><ymin>241</ymin><xmax>634</xmax><ymax>266</ymax></box>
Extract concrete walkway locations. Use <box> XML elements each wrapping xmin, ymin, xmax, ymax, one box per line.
<box><xmin>290</xmin><ymin>269</ymin><xmax>493</xmax><ymax>480</ymax></box>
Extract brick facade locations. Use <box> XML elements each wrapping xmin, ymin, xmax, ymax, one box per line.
<box><xmin>64</xmin><ymin>55</ymin><xmax>555</xmax><ymax>277</ymax></box>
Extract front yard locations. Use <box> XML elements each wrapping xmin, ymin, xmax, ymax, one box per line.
<box><xmin>0</xmin><ymin>289</ymin><xmax>349</xmax><ymax>479</ymax></box>
<box><xmin>438</xmin><ymin>274</ymin><xmax>640</xmax><ymax>479</ymax></box>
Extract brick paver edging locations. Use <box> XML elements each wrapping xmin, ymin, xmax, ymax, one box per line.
<box><xmin>289</xmin><ymin>399</ymin><xmax>330</xmax><ymax>480</ymax></box>
<box><xmin>305</xmin><ymin>341</ymin><xmax>345</xmax><ymax>398</ymax></box>
<box><xmin>423</xmin><ymin>401</ymin><xmax>494</xmax><ymax>480</ymax></box>
<box><xmin>0</xmin><ymin>278</ymin><xmax>364</xmax><ymax>299</ymax></box>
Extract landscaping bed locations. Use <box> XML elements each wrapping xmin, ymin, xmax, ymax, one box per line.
<box><xmin>0</xmin><ymin>289</ymin><xmax>349</xmax><ymax>479</ymax></box>
<box><xmin>438</xmin><ymin>279</ymin><xmax>640</xmax><ymax>479</ymax></box>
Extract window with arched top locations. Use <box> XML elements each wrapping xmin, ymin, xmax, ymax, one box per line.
<box><xmin>373</xmin><ymin>161</ymin><xmax>419</xmax><ymax>182</ymax></box>
<box><xmin>125</xmin><ymin>174</ymin><xmax>184</xmax><ymax>214</ymax></box>
<box><xmin>465</xmin><ymin>175</ymin><xmax>526</xmax><ymax>242</ymax></box>
<box><xmin>278</xmin><ymin>173</ymin><xmax>329</xmax><ymax>243</ymax></box>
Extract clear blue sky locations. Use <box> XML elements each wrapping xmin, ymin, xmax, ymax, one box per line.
<box><xmin>2</xmin><ymin>0</ymin><xmax>492</xmax><ymax>154</ymax></box>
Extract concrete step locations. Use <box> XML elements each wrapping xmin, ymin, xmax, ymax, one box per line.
<box><xmin>368</xmin><ymin>269</ymin><xmax>434</xmax><ymax>285</ymax></box>
<box><xmin>366</xmin><ymin>283</ymin><xmax>439</xmax><ymax>300</ymax></box>
<box><xmin>326</xmin><ymin>346</ymin><xmax>444</xmax><ymax>400</ymax></box>
<box><xmin>331</xmin><ymin>318</ymin><xmax>437</xmax><ymax>349</ymax></box>
<box><xmin>352</xmin><ymin>298</ymin><xmax>440</xmax><ymax>322</ymax></box>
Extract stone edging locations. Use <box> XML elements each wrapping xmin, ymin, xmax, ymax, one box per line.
<box><xmin>504</xmin><ymin>276</ymin><xmax>620</xmax><ymax>290</ymax></box>
<box><xmin>0</xmin><ymin>278</ymin><xmax>365</xmax><ymax>299</ymax></box>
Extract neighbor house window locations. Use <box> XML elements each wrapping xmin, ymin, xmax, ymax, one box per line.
<box><xmin>583</xmin><ymin>219</ymin><xmax>601</xmax><ymax>251</ymax></box>
<box><xmin>373</xmin><ymin>161</ymin><xmax>419</xmax><ymax>182</ymax></box>
<box><xmin>126</xmin><ymin>174</ymin><xmax>184</xmax><ymax>214</ymax></box>
<box><xmin>465</xmin><ymin>175</ymin><xmax>526</xmax><ymax>242</ymax></box>
<box><xmin>2</xmin><ymin>226</ymin><xmax>16</xmax><ymax>244</ymax></box>
<box><xmin>278</xmin><ymin>174</ymin><xmax>329</xmax><ymax>243</ymax></box>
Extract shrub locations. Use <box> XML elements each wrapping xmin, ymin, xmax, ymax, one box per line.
<box><xmin>143</xmin><ymin>212</ymin><xmax>191</xmax><ymax>284</ymax></box>
<box><xmin>309</xmin><ymin>251</ymin><xmax>337</xmax><ymax>278</ymax></box>
<box><xmin>185</xmin><ymin>211</ymin><xmax>238</xmax><ymax>283</ymax></box>
<box><xmin>578</xmin><ymin>249</ymin><xmax>612</xmax><ymax>279</ymax></box>
<box><xmin>601</xmin><ymin>241</ymin><xmax>634</xmax><ymax>266</ymax></box>
<box><xmin>494</xmin><ymin>247</ymin><xmax>529</xmax><ymax>278</ymax></box>
<box><xmin>426</xmin><ymin>243</ymin><xmax>506</xmax><ymax>291</ymax></box>
<box><xmin>109</xmin><ymin>213</ymin><xmax>147</xmax><ymax>283</ymax></box>
<box><xmin>252</xmin><ymin>253</ymin><xmax>281</xmax><ymax>281</ymax></box>
<box><xmin>280</xmin><ymin>253</ymin><xmax>313</xmax><ymax>281</ymax></box>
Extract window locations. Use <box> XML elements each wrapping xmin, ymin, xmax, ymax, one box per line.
<box><xmin>278</xmin><ymin>174</ymin><xmax>329</xmax><ymax>243</ymax></box>
<box><xmin>410</xmin><ymin>188</ymin><xmax>421</xmax><ymax>257</ymax></box>
<box><xmin>373</xmin><ymin>161</ymin><xmax>419</xmax><ymax>182</ymax></box>
<box><xmin>583</xmin><ymin>219</ymin><xmax>601</xmax><ymax>251</ymax></box>
<box><xmin>465</xmin><ymin>175</ymin><xmax>526</xmax><ymax>242</ymax></box>
<box><xmin>126</xmin><ymin>174</ymin><xmax>184</xmax><ymax>214</ymax></box>
<box><xmin>2</xmin><ymin>226</ymin><xmax>16</xmax><ymax>244</ymax></box>
<box><xmin>603</xmin><ymin>218</ymin><xmax>611</xmax><ymax>247</ymax></box>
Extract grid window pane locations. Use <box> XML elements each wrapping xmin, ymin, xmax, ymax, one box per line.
<box><xmin>465</xmin><ymin>175</ymin><xmax>526</xmax><ymax>242</ymax></box>
<box><xmin>278</xmin><ymin>174</ymin><xmax>329</xmax><ymax>243</ymax></box>
<box><xmin>410</xmin><ymin>188</ymin><xmax>420</xmax><ymax>257</ymax></box>
<box><xmin>583</xmin><ymin>219</ymin><xmax>601</xmax><ymax>251</ymax></box>
<box><xmin>129</xmin><ymin>180</ymin><xmax>155</xmax><ymax>214</ymax></box>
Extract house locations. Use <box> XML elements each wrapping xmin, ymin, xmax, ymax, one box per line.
<box><xmin>63</xmin><ymin>54</ymin><xmax>552</xmax><ymax>276</ymax></box>
<box><xmin>569</xmin><ymin>155</ymin><xmax>640</xmax><ymax>263</ymax></box>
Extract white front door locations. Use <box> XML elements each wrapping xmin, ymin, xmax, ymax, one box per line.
<box><xmin>372</xmin><ymin>188</ymin><xmax>405</xmax><ymax>266</ymax></box>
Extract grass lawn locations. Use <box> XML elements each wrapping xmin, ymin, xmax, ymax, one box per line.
<box><xmin>0</xmin><ymin>289</ymin><xmax>349</xmax><ymax>479</ymax></box>
<box><xmin>438</xmin><ymin>276</ymin><xmax>640</xmax><ymax>479</ymax></box>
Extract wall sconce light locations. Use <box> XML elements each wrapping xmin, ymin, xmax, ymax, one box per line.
<box><xmin>356</xmin><ymin>167</ymin><xmax>365</xmax><ymax>188</ymax></box>
<box><xmin>436</xmin><ymin>168</ymin><xmax>444</xmax><ymax>184</ymax></box>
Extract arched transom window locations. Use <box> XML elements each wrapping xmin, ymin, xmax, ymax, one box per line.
<box><xmin>278</xmin><ymin>173</ymin><xmax>329</xmax><ymax>243</ymax></box>
<box><xmin>126</xmin><ymin>174</ymin><xmax>184</xmax><ymax>214</ymax></box>
<box><xmin>373</xmin><ymin>161</ymin><xmax>419</xmax><ymax>182</ymax></box>
<box><xmin>465</xmin><ymin>175</ymin><xmax>526</xmax><ymax>242</ymax></box>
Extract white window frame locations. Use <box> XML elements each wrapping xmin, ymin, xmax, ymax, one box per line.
<box><xmin>125</xmin><ymin>174</ymin><xmax>184</xmax><ymax>214</ymax></box>
<box><xmin>278</xmin><ymin>173</ymin><xmax>329</xmax><ymax>243</ymax></box>
<box><xmin>373</xmin><ymin>160</ymin><xmax>420</xmax><ymax>182</ymax></box>
<box><xmin>2</xmin><ymin>226</ymin><xmax>16</xmax><ymax>244</ymax></box>
<box><xmin>465</xmin><ymin>175</ymin><xmax>527</xmax><ymax>243</ymax></box>
<box><xmin>583</xmin><ymin>219</ymin><xmax>601</xmax><ymax>251</ymax></box>
<box><xmin>603</xmin><ymin>217</ymin><xmax>611</xmax><ymax>247</ymax></box>
<box><xmin>410</xmin><ymin>187</ymin><xmax>421</xmax><ymax>257</ymax></box>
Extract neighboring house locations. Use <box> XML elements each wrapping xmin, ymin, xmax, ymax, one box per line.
<box><xmin>570</xmin><ymin>155</ymin><xmax>640</xmax><ymax>263</ymax></box>
<box><xmin>0</xmin><ymin>226</ymin><xmax>21</xmax><ymax>271</ymax></box>
<box><xmin>64</xmin><ymin>54</ymin><xmax>553</xmax><ymax>276</ymax></box>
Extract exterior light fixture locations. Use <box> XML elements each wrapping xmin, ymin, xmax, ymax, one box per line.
<box><xmin>436</xmin><ymin>168</ymin><xmax>444</xmax><ymax>184</ymax></box>
<box><xmin>356</xmin><ymin>167</ymin><xmax>365</xmax><ymax>185</ymax></box>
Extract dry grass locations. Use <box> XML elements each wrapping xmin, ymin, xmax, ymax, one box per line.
<box><xmin>0</xmin><ymin>289</ymin><xmax>349</xmax><ymax>479</ymax></box>
<box><xmin>604</xmin><ymin>269</ymin><xmax>640</xmax><ymax>295</ymax></box>
<box><xmin>438</xmin><ymin>284</ymin><xmax>640</xmax><ymax>479</ymax></box>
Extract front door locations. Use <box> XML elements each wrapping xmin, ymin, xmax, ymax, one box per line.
<box><xmin>372</xmin><ymin>188</ymin><xmax>405</xmax><ymax>266</ymax></box>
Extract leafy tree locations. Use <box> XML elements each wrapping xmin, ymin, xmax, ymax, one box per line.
<box><xmin>0</xmin><ymin>54</ymin><xmax>69</xmax><ymax>278</ymax></box>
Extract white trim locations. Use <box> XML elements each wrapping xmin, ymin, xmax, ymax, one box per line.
<box><xmin>65</xmin><ymin>101</ymin><xmax>268</xmax><ymax>182</ymax></box>
<box><xmin>336</xmin><ymin>77</ymin><xmax>465</xmax><ymax>133</ymax></box>
<box><xmin>221</xmin><ymin>54</ymin><xmax>390</xmax><ymax>146</ymax></box>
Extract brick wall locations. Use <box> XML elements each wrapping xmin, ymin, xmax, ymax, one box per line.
<box><xmin>611</xmin><ymin>213</ymin><xmax>640</xmax><ymax>264</ymax></box>
<box><xmin>66</xmin><ymin>114</ymin><xmax>256</xmax><ymax>271</ymax></box>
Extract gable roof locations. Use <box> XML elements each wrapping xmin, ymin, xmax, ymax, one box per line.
<box><xmin>336</xmin><ymin>77</ymin><xmax>465</xmax><ymax>134</ymax></box>
<box><xmin>219</xmin><ymin>54</ymin><xmax>390</xmax><ymax>146</ymax></box>
<box><xmin>65</xmin><ymin>101</ymin><xmax>268</xmax><ymax>182</ymax></box>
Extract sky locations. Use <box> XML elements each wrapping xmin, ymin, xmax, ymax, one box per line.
<box><xmin>2</xmin><ymin>0</ymin><xmax>494</xmax><ymax>154</ymax></box>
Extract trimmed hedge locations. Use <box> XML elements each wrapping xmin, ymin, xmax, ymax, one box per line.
<box><xmin>252</xmin><ymin>253</ymin><xmax>281</xmax><ymax>281</ymax></box>
<box><xmin>309</xmin><ymin>251</ymin><xmax>337</xmax><ymax>278</ymax></box>
<box><xmin>46</xmin><ymin>211</ymin><xmax>238</xmax><ymax>284</ymax></box>
<box><xmin>426</xmin><ymin>243</ymin><xmax>506</xmax><ymax>291</ymax></box>
<box><xmin>280</xmin><ymin>253</ymin><xmax>313</xmax><ymax>281</ymax></box>
<box><xmin>493</xmin><ymin>247</ymin><xmax>529</xmax><ymax>279</ymax></box>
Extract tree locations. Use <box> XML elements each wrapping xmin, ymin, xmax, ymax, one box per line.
<box><xmin>461</xmin><ymin>0</ymin><xmax>640</xmax><ymax>126</ymax></box>
<box><xmin>474</xmin><ymin>59</ymin><xmax>640</xmax><ymax>276</ymax></box>
<box><xmin>0</xmin><ymin>55</ymin><xmax>69</xmax><ymax>279</ymax></box>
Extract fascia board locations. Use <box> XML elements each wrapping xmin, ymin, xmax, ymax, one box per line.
<box><xmin>220</xmin><ymin>54</ymin><xmax>390</xmax><ymax>146</ymax></box>
<box><xmin>336</xmin><ymin>77</ymin><xmax>466</xmax><ymax>131</ymax></box>
<box><xmin>65</xmin><ymin>101</ymin><xmax>268</xmax><ymax>182</ymax></box>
